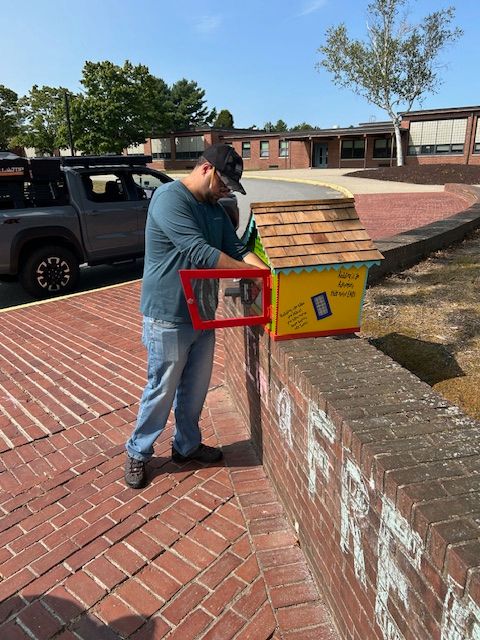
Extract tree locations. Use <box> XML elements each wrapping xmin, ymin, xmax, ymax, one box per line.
<box><xmin>0</xmin><ymin>85</ymin><xmax>21</xmax><ymax>150</ymax></box>
<box><xmin>170</xmin><ymin>79</ymin><xmax>210</xmax><ymax>129</ymax></box>
<box><xmin>290</xmin><ymin>122</ymin><xmax>317</xmax><ymax>131</ymax></box>
<box><xmin>16</xmin><ymin>85</ymin><xmax>70</xmax><ymax>155</ymax></box>
<box><xmin>264</xmin><ymin>119</ymin><xmax>288</xmax><ymax>132</ymax></box>
<box><xmin>213</xmin><ymin>109</ymin><xmax>234</xmax><ymax>128</ymax></box>
<box><xmin>317</xmin><ymin>0</ymin><xmax>462</xmax><ymax>165</ymax></box>
<box><xmin>77</xmin><ymin>60</ymin><xmax>172</xmax><ymax>154</ymax></box>
<box><xmin>206</xmin><ymin>107</ymin><xmax>217</xmax><ymax>126</ymax></box>
<box><xmin>273</xmin><ymin>119</ymin><xmax>288</xmax><ymax>132</ymax></box>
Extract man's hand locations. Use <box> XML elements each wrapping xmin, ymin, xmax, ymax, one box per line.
<box><xmin>215</xmin><ymin>251</ymin><xmax>268</xmax><ymax>271</ymax></box>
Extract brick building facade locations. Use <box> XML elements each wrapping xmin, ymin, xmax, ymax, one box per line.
<box><xmin>128</xmin><ymin>104</ymin><xmax>480</xmax><ymax>172</ymax></box>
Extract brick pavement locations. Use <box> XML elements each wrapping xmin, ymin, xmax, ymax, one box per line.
<box><xmin>354</xmin><ymin>191</ymin><xmax>469</xmax><ymax>239</ymax></box>
<box><xmin>0</xmin><ymin>284</ymin><xmax>338</xmax><ymax>640</ymax></box>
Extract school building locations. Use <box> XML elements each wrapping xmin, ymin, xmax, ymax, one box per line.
<box><xmin>130</xmin><ymin>105</ymin><xmax>480</xmax><ymax>172</ymax></box>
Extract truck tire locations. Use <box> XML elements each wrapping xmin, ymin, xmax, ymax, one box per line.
<box><xmin>19</xmin><ymin>245</ymin><xmax>80</xmax><ymax>298</ymax></box>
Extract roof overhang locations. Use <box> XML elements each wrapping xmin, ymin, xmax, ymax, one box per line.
<box><xmin>402</xmin><ymin>105</ymin><xmax>480</xmax><ymax>117</ymax></box>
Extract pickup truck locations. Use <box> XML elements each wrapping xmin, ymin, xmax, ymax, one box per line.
<box><xmin>0</xmin><ymin>153</ymin><xmax>240</xmax><ymax>298</ymax></box>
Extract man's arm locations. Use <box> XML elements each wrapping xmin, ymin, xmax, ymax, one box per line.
<box><xmin>243</xmin><ymin>252</ymin><xmax>269</xmax><ymax>269</ymax></box>
<box><xmin>215</xmin><ymin>251</ymin><xmax>268</xmax><ymax>270</ymax></box>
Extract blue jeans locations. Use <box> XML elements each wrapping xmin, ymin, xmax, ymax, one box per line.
<box><xmin>126</xmin><ymin>317</ymin><xmax>215</xmax><ymax>461</ymax></box>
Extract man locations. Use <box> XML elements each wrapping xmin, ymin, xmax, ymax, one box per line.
<box><xmin>124</xmin><ymin>144</ymin><xmax>266</xmax><ymax>488</ymax></box>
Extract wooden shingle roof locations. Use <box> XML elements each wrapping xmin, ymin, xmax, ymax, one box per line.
<box><xmin>250</xmin><ymin>198</ymin><xmax>383</xmax><ymax>270</ymax></box>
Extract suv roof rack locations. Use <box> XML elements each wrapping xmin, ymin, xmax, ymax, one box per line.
<box><xmin>61</xmin><ymin>155</ymin><xmax>152</xmax><ymax>168</ymax></box>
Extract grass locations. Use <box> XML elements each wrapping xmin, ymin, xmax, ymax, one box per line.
<box><xmin>360</xmin><ymin>228</ymin><xmax>480</xmax><ymax>420</ymax></box>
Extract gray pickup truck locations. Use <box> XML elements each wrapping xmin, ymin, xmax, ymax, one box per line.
<box><xmin>0</xmin><ymin>153</ymin><xmax>239</xmax><ymax>298</ymax></box>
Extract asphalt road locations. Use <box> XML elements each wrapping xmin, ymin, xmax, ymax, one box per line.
<box><xmin>0</xmin><ymin>179</ymin><xmax>341</xmax><ymax>310</ymax></box>
<box><xmin>237</xmin><ymin>177</ymin><xmax>341</xmax><ymax>236</ymax></box>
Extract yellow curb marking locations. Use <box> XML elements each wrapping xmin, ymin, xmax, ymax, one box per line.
<box><xmin>244</xmin><ymin>174</ymin><xmax>354</xmax><ymax>198</ymax></box>
<box><xmin>0</xmin><ymin>278</ymin><xmax>141</xmax><ymax>314</ymax></box>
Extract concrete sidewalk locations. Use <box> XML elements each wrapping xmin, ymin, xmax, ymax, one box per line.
<box><xmin>244</xmin><ymin>168</ymin><xmax>445</xmax><ymax>194</ymax></box>
<box><xmin>0</xmin><ymin>285</ymin><xmax>337</xmax><ymax>640</ymax></box>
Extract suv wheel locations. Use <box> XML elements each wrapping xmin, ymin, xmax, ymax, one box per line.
<box><xmin>20</xmin><ymin>245</ymin><xmax>79</xmax><ymax>298</ymax></box>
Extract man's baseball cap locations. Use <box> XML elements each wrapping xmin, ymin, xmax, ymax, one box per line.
<box><xmin>203</xmin><ymin>144</ymin><xmax>246</xmax><ymax>194</ymax></box>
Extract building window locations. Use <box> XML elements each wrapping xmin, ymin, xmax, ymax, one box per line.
<box><xmin>242</xmin><ymin>142</ymin><xmax>251</xmax><ymax>158</ymax></box>
<box><xmin>407</xmin><ymin>118</ymin><xmax>466</xmax><ymax>155</ymax></box>
<box><xmin>373</xmin><ymin>138</ymin><xmax>394</xmax><ymax>159</ymax></box>
<box><xmin>151</xmin><ymin>137</ymin><xmax>171</xmax><ymax>159</ymax></box>
<box><xmin>474</xmin><ymin>120</ymin><xmax>480</xmax><ymax>154</ymax></box>
<box><xmin>341</xmin><ymin>139</ymin><xmax>365</xmax><ymax>159</ymax></box>
<box><xmin>279</xmin><ymin>140</ymin><xmax>289</xmax><ymax>157</ymax></box>
<box><xmin>260</xmin><ymin>141</ymin><xmax>269</xmax><ymax>158</ymax></box>
<box><xmin>175</xmin><ymin>135</ymin><xmax>204</xmax><ymax>160</ymax></box>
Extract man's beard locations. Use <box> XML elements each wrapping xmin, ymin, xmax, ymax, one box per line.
<box><xmin>205</xmin><ymin>190</ymin><xmax>220</xmax><ymax>205</ymax></box>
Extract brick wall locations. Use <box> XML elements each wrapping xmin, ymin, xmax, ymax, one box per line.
<box><xmin>227</xmin><ymin>139</ymin><xmax>310</xmax><ymax>171</ymax></box>
<box><xmin>223</xmin><ymin>313</ymin><xmax>480</xmax><ymax>640</ymax></box>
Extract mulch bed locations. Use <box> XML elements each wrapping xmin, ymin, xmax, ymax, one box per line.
<box><xmin>347</xmin><ymin>163</ymin><xmax>480</xmax><ymax>185</ymax></box>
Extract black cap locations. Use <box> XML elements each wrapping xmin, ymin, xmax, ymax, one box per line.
<box><xmin>203</xmin><ymin>144</ymin><xmax>246</xmax><ymax>194</ymax></box>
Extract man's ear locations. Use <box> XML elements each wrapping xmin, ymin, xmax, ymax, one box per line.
<box><xmin>201</xmin><ymin>162</ymin><xmax>213</xmax><ymax>176</ymax></box>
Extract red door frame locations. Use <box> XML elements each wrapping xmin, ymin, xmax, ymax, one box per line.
<box><xmin>179</xmin><ymin>268</ymin><xmax>271</xmax><ymax>330</ymax></box>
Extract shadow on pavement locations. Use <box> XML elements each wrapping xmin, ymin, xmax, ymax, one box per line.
<box><xmin>2</xmin><ymin>593</ymin><xmax>151</xmax><ymax>640</ymax></box>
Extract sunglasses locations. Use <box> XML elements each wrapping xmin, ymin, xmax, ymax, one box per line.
<box><xmin>209</xmin><ymin>167</ymin><xmax>232</xmax><ymax>192</ymax></box>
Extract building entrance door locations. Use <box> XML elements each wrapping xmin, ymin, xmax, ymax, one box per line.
<box><xmin>313</xmin><ymin>143</ymin><xmax>328</xmax><ymax>168</ymax></box>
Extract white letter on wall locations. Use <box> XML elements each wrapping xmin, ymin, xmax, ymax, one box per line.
<box><xmin>276</xmin><ymin>388</ymin><xmax>292</xmax><ymax>448</ymax></box>
<box><xmin>307</xmin><ymin>401</ymin><xmax>335</xmax><ymax>495</ymax></box>
<box><xmin>375</xmin><ymin>497</ymin><xmax>424</xmax><ymax>640</ymax></box>
<box><xmin>340</xmin><ymin>457</ymin><xmax>370</xmax><ymax>588</ymax></box>
<box><xmin>441</xmin><ymin>579</ymin><xmax>480</xmax><ymax>640</ymax></box>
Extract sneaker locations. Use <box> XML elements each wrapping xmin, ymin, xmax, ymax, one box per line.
<box><xmin>172</xmin><ymin>443</ymin><xmax>223</xmax><ymax>464</ymax></box>
<box><xmin>124</xmin><ymin>455</ymin><xmax>146</xmax><ymax>489</ymax></box>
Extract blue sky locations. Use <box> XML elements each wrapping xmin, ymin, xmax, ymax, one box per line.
<box><xmin>1</xmin><ymin>0</ymin><xmax>478</xmax><ymax>129</ymax></box>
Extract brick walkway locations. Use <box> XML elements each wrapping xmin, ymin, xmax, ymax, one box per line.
<box><xmin>355</xmin><ymin>191</ymin><xmax>469</xmax><ymax>239</ymax></box>
<box><xmin>0</xmin><ymin>284</ymin><xmax>338</xmax><ymax>640</ymax></box>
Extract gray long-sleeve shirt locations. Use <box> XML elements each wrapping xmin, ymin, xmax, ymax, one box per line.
<box><xmin>140</xmin><ymin>180</ymin><xmax>247</xmax><ymax>323</ymax></box>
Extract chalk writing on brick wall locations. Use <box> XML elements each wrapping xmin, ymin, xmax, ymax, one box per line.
<box><xmin>375</xmin><ymin>497</ymin><xmax>424</xmax><ymax>640</ymax></box>
<box><xmin>340</xmin><ymin>457</ymin><xmax>369</xmax><ymax>588</ymax></box>
<box><xmin>276</xmin><ymin>388</ymin><xmax>292</xmax><ymax>448</ymax></box>
<box><xmin>307</xmin><ymin>401</ymin><xmax>336</xmax><ymax>493</ymax></box>
<box><xmin>338</xmin><ymin>456</ymin><xmax>479</xmax><ymax>640</ymax></box>
<box><xmin>259</xmin><ymin>367</ymin><xmax>269</xmax><ymax>399</ymax></box>
<box><xmin>441</xmin><ymin>580</ymin><xmax>480</xmax><ymax>640</ymax></box>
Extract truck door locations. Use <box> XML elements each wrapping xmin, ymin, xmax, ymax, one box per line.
<box><xmin>80</xmin><ymin>173</ymin><xmax>139</xmax><ymax>259</ymax></box>
<box><xmin>127</xmin><ymin>170</ymin><xmax>173</xmax><ymax>251</ymax></box>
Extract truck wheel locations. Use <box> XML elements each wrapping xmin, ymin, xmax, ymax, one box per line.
<box><xmin>19</xmin><ymin>245</ymin><xmax>79</xmax><ymax>298</ymax></box>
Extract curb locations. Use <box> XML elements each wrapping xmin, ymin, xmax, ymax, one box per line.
<box><xmin>0</xmin><ymin>278</ymin><xmax>141</xmax><ymax>314</ymax></box>
<box><xmin>369</xmin><ymin>183</ymin><xmax>480</xmax><ymax>283</ymax></box>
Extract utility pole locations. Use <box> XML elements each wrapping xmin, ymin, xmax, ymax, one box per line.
<box><xmin>63</xmin><ymin>91</ymin><xmax>75</xmax><ymax>156</ymax></box>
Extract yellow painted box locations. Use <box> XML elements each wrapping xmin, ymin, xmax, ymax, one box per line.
<box><xmin>244</xmin><ymin>198</ymin><xmax>383</xmax><ymax>340</ymax></box>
